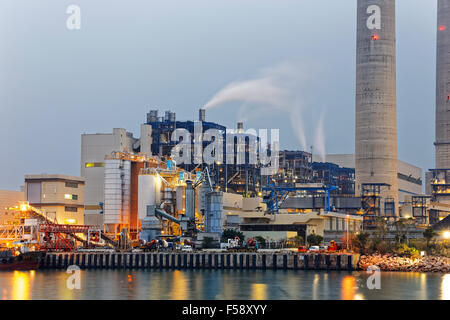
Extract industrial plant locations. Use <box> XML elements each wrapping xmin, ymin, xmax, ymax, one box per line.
<box><xmin>1</xmin><ymin>0</ymin><xmax>449</xmax><ymax>262</ymax></box>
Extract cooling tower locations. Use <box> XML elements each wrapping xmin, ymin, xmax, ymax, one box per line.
<box><xmin>355</xmin><ymin>0</ymin><xmax>399</xmax><ymax>216</ymax></box>
<box><xmin>435</xmin><ymin>0</ymin><xmax>450</xmax><ymax>168</ymax></box>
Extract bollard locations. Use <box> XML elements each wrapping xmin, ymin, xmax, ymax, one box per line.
<box><xmin>304</xmin><ymin>255</ymin><xmax>309</xmax><ymax>271</ymax></box>
<box><xmin>273</xmin><ymin>254</ymin><xmax>277</xmax><ymax>270</ymax></box>
<box><xmin>337</xmin><ymin>255</ymin><xmax>341</xmax><ymax>271</ymax></box>
<box><xmin>262</xmin><ymin>254</ymin><xmax>266</xmax><ymax>270</ymax></box>
<box><xmin>314</xmin><ymin>255</ymin><xmax>319</xmax><ymax>270</ymax></box>
<box><xmin>214</xmin><ymin>254</ymin><xmax>219</xmax><ymax>270</ymax></box>
<box><xmin>283</xmin><ymin>254</ymin><xmax>288</xmax><ymax>270</ymax></box>
<box><xmin>93</xmin><ymin>254</ymin><xmax>98</xmax><ymax>269</ymax></box>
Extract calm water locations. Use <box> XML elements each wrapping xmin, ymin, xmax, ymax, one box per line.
<box><xmin>0</xmin><ymin>269</ymin><xmax>449</xmax><ymax>300</ymax></box>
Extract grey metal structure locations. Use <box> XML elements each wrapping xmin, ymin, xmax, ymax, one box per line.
<box><xmin>204</xmin><ymin>191</ymin><xmax>223</xmax><ymax>235</ymax></box>
<box><xmin>355</xmin><ymin>0</ymin><xmax>398</xmax><ymax>216</ymax></box>
<box><xmin>435</xmin><ymin>0</ymin><xmax>450</xmax><ymax>168</ymax></box>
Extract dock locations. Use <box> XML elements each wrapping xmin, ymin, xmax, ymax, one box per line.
<box><xmin>40</xmin><ymin>252</ymin><xmax>360</xmax><ymax>271</ymax></box>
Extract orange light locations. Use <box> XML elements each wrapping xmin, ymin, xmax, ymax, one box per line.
<box><xmin>371</xmin><ymin>34</ymin><xmax>380</xmax><ymax>41</ymax></box>
<box><xmin>439</xmin><ymin>25</ymin><xmax>447</xmax><ymax>31</ymax></box>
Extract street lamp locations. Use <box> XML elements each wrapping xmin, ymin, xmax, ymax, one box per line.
<box><xmin>443</xmin><ymin>230</ymin><xmax>450</xmax><ymax>240</ymax></box>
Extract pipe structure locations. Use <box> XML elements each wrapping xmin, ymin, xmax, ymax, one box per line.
<box><xmin>355</xmin><ymin>0</ymin><xmax>398</xmax><ymax>216</ymax></box>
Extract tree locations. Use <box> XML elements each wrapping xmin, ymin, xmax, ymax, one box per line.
<box><xmin>374</xmin><ymin>217</ymin><xmax>388</xmax><ymax>240</ymax></box>
<box><xmin>352</xmin><ymin>232</ymin><xmax>370</xmax><ymax>254</ymax></box>
<box><xmin>423</xmin><ymin>227</ymin><xmax>437</xmax><ymax>251</ymax></box>
<box><xmin>221</xmin><ymin>229</ymin><xmax>245</xmax><ymax>243</ymax></box>
<box><xmin>307</xmin><ymin>234</ymin><xmax>323</xmax><ymax>246</ymax></box>
<box><xmin>254</xmin><ymin>236</ymin><xmax>266</xmax><ymax>248</ymax></box>
<box><xmin>288</xmin><ymin>236</ymin><xmax>304</xmax><ymax>247</ymax></box>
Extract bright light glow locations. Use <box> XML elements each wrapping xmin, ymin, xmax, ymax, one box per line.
<box><xmin>371</xmin><ymin>34</ymin><xmax>380</xmax><ymax>40</ymax></box>
<box><xmin>19</xmin><ymin>202</ymin><xmax>29</xmax><ymax>212</ymax></box>
<box><xmin>64</xmin><ymin>194</ymin><xmax>72</xmax><ymax>200</ymax></box>
<box><xmin>443</xmin><ymin>231</ymin><xmax>450</xmax><ymax>240</ymax></box>
<box><xmin>439</xmin><ymin>25</ymin><xmax>447</xmax><ymax>31</ymax></box>
<box><xmin>442</xmin><ymin>274</ymin><xmax>450</xmax><ymax>300</ymax></box>
<box><xmin>64</xmin><ymin>219</ymin><xmax>77</xmax><ymax>224</ymax></box>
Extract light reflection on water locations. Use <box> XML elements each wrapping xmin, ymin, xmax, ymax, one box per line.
<box><xmin>0</xmin><ymin>269</ymin><xmax>448</xmax><ymax>300</ymax></box>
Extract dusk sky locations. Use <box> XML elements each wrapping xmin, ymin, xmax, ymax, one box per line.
<box><xmin>0</xmin><ymin>0</ymin><xmax>437</xmax><ymax>190</ymax></box>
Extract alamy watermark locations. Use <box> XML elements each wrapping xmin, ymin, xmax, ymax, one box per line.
<box><xmin>170</xmin><ymin>122</ymin><xmax>280</xmax><ymax>176</ymax></box>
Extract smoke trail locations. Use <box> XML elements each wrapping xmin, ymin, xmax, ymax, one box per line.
<box><xmin>314</xmin><ymin>111</ymin><xmax>326</xmax><ymax>162</ymax></box>
<box><xmin>204</xmin><ymin>62</ymin><xmax>322</xmax><ymax>153</ymax></box>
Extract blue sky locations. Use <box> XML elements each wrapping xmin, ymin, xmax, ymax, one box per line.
<box><xmin>0</xmin><ymin>0</ymin><xmax>437</xmax><ymax>190</ymax></box>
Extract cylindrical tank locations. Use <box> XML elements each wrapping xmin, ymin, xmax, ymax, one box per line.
<box><xmin>205</xmin><ymin>191</ymin><xmax>223</xmax><ymax>235</ymax></box>
<box><xmin>185</xmin><ymin>181</ymin><xmax>195</xmax><ymax>220</ymax></box>
<box><xmin>121</xmin><ymin>160</ymin><xmax>131</xmax><ymax>224</ymax></box>
<box><xmin>355</xmin><ymin>0</ymin><xmax>398</xmax><ymax>216</ymax></box>
<box><xmin>104</xmin><ymin>159</ymin><xmax>123</xmax><ymax>224</ymax></box>
<box><xmin>138</xmin><ymin>175</ymin><xmax>156</xmax><ymax>220</ymax></box>
<box><xmin>436</xmin><ymin>0</ymin><xmax>450</xmax><ymax>168</ymax></box>
<box><xmin>169</xmin><ymin>112</ymin><xmax>176</xmax><ymax>122</ymax></box>
<box><xmin>147</xmin><ymin>110</ymin><xmax>158</xmax><ymax>123</ymax></box>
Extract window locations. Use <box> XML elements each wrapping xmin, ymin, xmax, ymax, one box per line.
<box><xmin>64</xmin><ymin>218</ymin><xmax>77</xmax><ymax>224</ymax></box>
<box><xmin>64</xmin><ymin>194</ymin><xmax>78</xmax><ymax>200</ymax></box>
<box><xmin>85</xmin><ymin>162</ymin><xmax>104</xmax><ymax>168</ymax></box>
<box><xmin>65</xmin><ymin>182</ymin><xmax>78</xmax><ymax>188</ymax></box>
<box><xmin>65</xmin><ymin>206</ymin><xmax>78</xmax><ymax>212</ymax></box>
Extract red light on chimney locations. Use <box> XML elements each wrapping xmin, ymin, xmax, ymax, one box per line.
<box><xmin>371</xmin><ymin>34</ymin><xmax>380</xmax><ymax>41</ymax></box>
<box><xmin>439</xmin><ymin>25</ymin><xmax>447</xmax><ymax>31</ymax></box>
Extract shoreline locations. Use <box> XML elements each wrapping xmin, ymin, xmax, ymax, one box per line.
<box><xmin>358</xmin><ymin>254</ymin><xmax>450</xmax><ymax>273</ymax></box>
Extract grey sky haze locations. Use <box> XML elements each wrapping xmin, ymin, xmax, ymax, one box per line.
<box><xmin>0</xmin><ymin>0</ymin><xmax>437</xmax><ymax>190</ymax></box>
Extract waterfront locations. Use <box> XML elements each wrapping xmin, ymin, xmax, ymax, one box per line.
<box><xmin>0</xmin><ymin>269</ymin><xmax>449</xmax><ymax>300</ymax></box>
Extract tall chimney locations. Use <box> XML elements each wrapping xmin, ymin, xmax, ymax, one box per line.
<box><xmin>199</xmin><ymin>108</ymin><xmax>206</xmax><ymax>122</ymax></box>
<box><xmin>435</xmin><ymin>0</ymin><xmax>450</xmax><ymax>168</ymax></box>
<box><xmin>237</xmin><ymin>122</ymin><xmax>244</xmax><ymax>133</ymax></box>
<box><xmin>355</xmin><ymin>0</ymin><xmax>398</xmax><ymax>216</ymax></box>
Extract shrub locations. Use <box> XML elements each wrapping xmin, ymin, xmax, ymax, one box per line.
<box><xmin>307</xmin><ymin>234</ymin><xmax>323</xmax><ymax>246</ymax></box>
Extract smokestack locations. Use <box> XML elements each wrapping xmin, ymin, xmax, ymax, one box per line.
<box><xmin>147</xmin><ymin>110</ymin><xmax>158</xmax><ymax>123</ymax></box>
<box><xmin>355</xmin><ymin>0</ymin><xmax>398</xmax><ymax>216</ymax></box>
<box><xmin>435</xmin><ymin>0</ymin><xmax>450</xmax><ymax>168</ymax></box>
<box><xmin>237</xmin><ymin>122</ymin><xmax>244</xmax><ymax>133</ymax></box>
<box><xmin>199</xmin><ymin>108</ymin><xmax>206</xmax><ymax>122</ymax></box>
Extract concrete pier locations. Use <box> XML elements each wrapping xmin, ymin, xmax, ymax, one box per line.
<box><xmin>40</xmin><ymin>252</ymin><xmax>360</xmax><ymax>271</ymax></box>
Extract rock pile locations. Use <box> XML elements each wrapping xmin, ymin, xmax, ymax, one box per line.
<box><xmin>358</xmin><ymin>254</ymin><xmax>450</xmax><ymax>273</ymax></box>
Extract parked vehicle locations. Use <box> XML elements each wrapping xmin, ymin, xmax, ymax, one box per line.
<box><xmin>319</xmin><ymin>246</ymin><xmax>328</xmax><ymax>252</ymax></box>
<box><xmin>308</xmin><ymin>246</ymin><xmax>320</xmax><ymax>252</ymax></box>
<box><xmin>297</xmin><ymin>246</ymin><xmax>307</xmax><ymax>253</ymax></box>
<box><xmin>181</xmin><ymin>245</ymin><xmax>193</xmax><ymax>252</ymax></box>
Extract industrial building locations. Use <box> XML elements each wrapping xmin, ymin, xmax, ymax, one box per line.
<box><xmin>313</xmin><ymin>154</ymin><xmax>422</xmax><ymax>204</ymax></box>
<box><xmin>24</xmin><ymin>174</ymin><xmax>85</xmax><ymax>225</ymax></box>
<box><xmin>0</xmin><ymin>190</ymin><xmax>24</xmax><ymax>224</ymax></box>
<box><xmin>355</xmin><ymin>0</ymin><xmax>399</xmax><ymax>218</ymax></box>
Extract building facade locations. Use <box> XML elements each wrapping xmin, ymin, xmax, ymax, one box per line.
<box><xmin>24</xmin><ymin>174</ymin><xmax>85</xmax><ymax>225</ymax></box>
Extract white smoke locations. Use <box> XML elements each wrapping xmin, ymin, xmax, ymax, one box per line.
<box><xmin>204</xmin><ymin>62</ymin><xmax>325</xmax><ymax>154</ymax></box>
<box><xmin>314</xmin><ymin>111</ymin><xmax>326</xmax><ymax>162</ymax></box>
